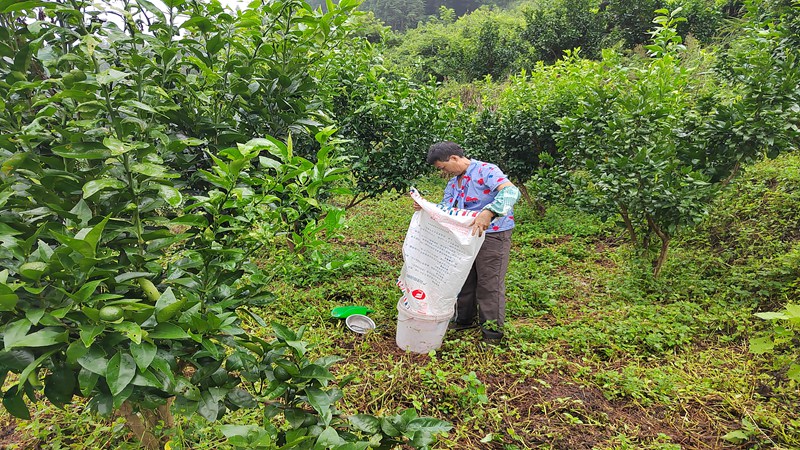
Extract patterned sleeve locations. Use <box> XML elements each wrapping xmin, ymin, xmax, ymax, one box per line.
<box><xmin>483</xmin><ymin>164</ymin><xmax>509</xmax><ymax>192</ymax></box>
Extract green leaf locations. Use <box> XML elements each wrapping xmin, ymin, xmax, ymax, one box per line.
<box><xmin>786</xmin><ymin>364</ymin><xmax>800</xmax><ymax>382</ymax></box>
<box><xmin>65</xmin><ymin>340</ymin><xmax>89</xmax><ymax>365</ymax></box>
<box><xmin>79</xmin><ymin>325</ymin><xmax>105</xmax><ymax>347</ymax></box>
<box><xmin>114</xmin><ymin>272</ymin><xmax>156</xmax><ymax>283</ymax></box>
<box><xmin>129</xmin><ymin>341</ymin><xmax>156</xmax><ymax>371</ymax></box>
<box><xmin>103</xmin><ymin>137</ymin><xmax>132</xmax><ymax>156</ymax></box>
<box><xmin>52</xmin><ymin>142</ymin><xmax>110</xmax><ymax>160</ymax></box>
<box><xmin>50</xmin><ymin>231</ymin><xmax>94</xmax><ymax>258</ymax></box>
<box><xmin>82</xmin><ymin>179</ymin><xmax>126</xmax><ymax>198</ymax></box>
<box><xmin>154</xmin><ymin>288</ymin><xmax>179</xmax><ymax>320</ymax></box>
<box><xmin>271</xmin><ymin>322</ymin><xmax>296</xmax><ymax>342</ymax></box>
<box><xmin>305</xmin><ymin>386</ymin><xmax>331</xmax><ymax>425</ymax></box>
<box><xmin>2</xmin><ymin>387</ymin><xmax>30</xmax><ymax>420</ymax></box>
<box><xmin>44</xmin><ymin>366</ymin><xmax>76</xmax><ymax>407</ymax></box>
<box><xmin>78</xmin><ymin>368</ymin><xmax>99</xmax><ymax>396</ymax></box>
<box><xmin>77</xmin><ymin>216</ymin><xmax>108</xmax><ymax>253</ymax></box>
<box><xmin>3</xmin><ymin>319</ymin><xmax>31</xmax><ymax>349</ymax></box>
<box><xmin>106</xmin><ymin>352</ymin><xmax>137</xmax><ymax>396</ymax></box>
<box><xmin>6</xmin><ymin>327</ymin><xmax>67</xmax><ymax>349</ymax></box>
<box><xmin>315</xmin><ymin>427</ymin><xmax>345</xmax><ymax>446</ymax></box>
<box><xmin>262</xmin><ymin>380</ymin><xmax>288</xmax><ymax>399</ymax></box>
<box><xmin>197</xmin><ymin>390</ymin><xmax>220</xmax><ymax>421</ymax></box>
<box><xmin>349</xmin><ymin>414</ymin><xmax>380</xmax><ymax>434</ymax></box>
<box><xmin>157</xmin><ymin>184</ymin><xmax>182</xmax><ymax>207</ymax></box>
<box><xmin>722</xmin><ymin>430</ymin><xmax>749</xmax><ymax>443</ymax></box>
<box><xmin>225</xmin><ymin>388</ymin><xmax>257</xmax><ymax>409</ymax></box>
<box><xmin>407</xmin><ymin>417</ymin><xmax>452</xmax><ymax>434</ymax></box>
<box><xmin>112</xmin><ymin>321</ymin><xmax>143</xmax><ymax>344</ymax></box>
<box><xmin>0</xmin><ymin>283</ymin><xmax>19</xmax><ymax>311</ymax></box>
<box><xmin>286</xmin><ymin>340</ymin><xmax>308</xmax><ymax>355</ymax></box>
<box><xmin>69</xmin><ymin>278</ymin><xmax>105</xmax><ymax>303</ymax></box>
<box><xmin>219</xmin><ymin>425</ymin><xmax>272</xmax><ymax>447</ymax></box>
<box><xmin>18</xmin><ymin>262</ymin><xmax>47</xmax><ymax>281</ymax></box>
<box><xmin>89</xmin><ymin>391</ymin><xmax>113</xmax><ymax>416</ymax></box>
<box><xmin>380</xmin><ymin>417</ymin><xmax>401</xmax><ymax>437</ymax></box>
<box><xmin>77</xmin><ymin>346</ymin><xmax>108</xmax><ymax>376</ymax></box>
<box><xmin>0</xmin><ymin>349</ymin><xmax>34</xmax><ymax>371</ymax></box>
<box><xmin>298</xmin><ymin>364</ymin><xmax>334</xmax><ymax>381</ymax></box>
<box><xmin>749</xmin><ymin>336</ymin><xmax>774</xmax><ymax>354</ymax></box>
<box><xmin>170</xmin><ymin>215</ymin><xmax>208</xmax><ymax>228</ymax></box>
<box><xmin>18</xmin><ymin>348</ymin><xmax>58</xmax><ymax>393</ymax></box>
<box><xmin>131</xmin><ymin>162</ymin><xmax>173</xmax><ymax>178</ymax></box>
<box><xmin>148</xmin><ymin>323</ymin><xmax>189</xmax><ymax>339</ymax></box>
<box><xmin>96</xmin><ymin>69</ymin><xmax>130</xmax><ymax>85</ymax></box>
<box><xmin>1</xmin><ymin>1</ymin><xmax>56</xmax><ymax>13</ymax></box>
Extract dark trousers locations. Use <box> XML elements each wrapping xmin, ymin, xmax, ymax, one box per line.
<box><xmin>454</xmin><ymin>229</ymin><xmax>512</xmax><ymax>340</ymax></box>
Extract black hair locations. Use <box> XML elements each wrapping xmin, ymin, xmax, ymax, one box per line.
<box><xmin>426</xmin><ymin>141</ymin><xmax>464</xmax><ymax>164</ymax></box>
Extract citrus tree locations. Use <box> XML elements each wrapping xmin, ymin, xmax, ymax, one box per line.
<box><xmin>557</xmin><ymin>10</ymin><xmax>716</xmax><ymax>276</ymax></box>
<box><xmin>0</xmin><ymin>1</ymin><xmax>451</xmax><ymax>448</ymax></box>
<box><xmin>460</xmin><ymin>52</ymin><xmax>596</xmax><ymax>207</ymax></box>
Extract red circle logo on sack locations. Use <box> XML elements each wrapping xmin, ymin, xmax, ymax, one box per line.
<box><xmin>411</xmin><ymin>289</ymin><xmax>426</xmax><ymax>300</ymax></box>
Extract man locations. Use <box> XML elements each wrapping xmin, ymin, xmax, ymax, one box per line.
<box><xmin>413</xmin><ymin>141</ymin><xmax>520</xmax><ymax>343</ymax></box>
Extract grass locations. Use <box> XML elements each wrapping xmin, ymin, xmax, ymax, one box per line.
<box><xmin>2</xmin><ymin>156</ymin><xmax>800</xmax><ymax>448</ymax></box>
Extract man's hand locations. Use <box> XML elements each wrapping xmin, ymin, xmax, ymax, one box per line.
<box><xmin>410</xmin><ymin>193</ymin><xmax>422</xmax><ymax>211</ymax></box>
<box><xmin>469</xmin><ymin>209</ymin><xmax>494</xmax><ymax>236</ymax></box>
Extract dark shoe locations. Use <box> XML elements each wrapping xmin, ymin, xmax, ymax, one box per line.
<box><xmin>448</xmin><ymin>321</ymin><xmax>478</xmax><ymax>331</ymax></box>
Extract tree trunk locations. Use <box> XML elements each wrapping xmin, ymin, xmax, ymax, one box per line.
<box><xmin>516</xmin><ymin>184</ymin><xmax>546</xmax><ymax>216</ymax></box>
<box><xmin>618</xmin><ymin>204</ymin><xmax>637</xmax><ymax>245</ymax></box>
<box><xmin>646</xmin><ymin>214</ymin><xmax>670</xmax><ymax>278</ymax></box>
<box><xmin>517</xmin><ymin>183</ymin><xmax>533</xmax><ymax>205</ymax></box>
<box><xmin>346</xmin><ymin>193</ymin><xmax>372</xmax><ymax>210</ymax></box>
<box><xmin>118</xmin><ymin>398</ymin><xmax>174</xmax><ymax>450</ymax></box>
<box><xmin>119</xmin><ymin>402</ymin><xmax>160</xmax><ymax>450</ymax></box>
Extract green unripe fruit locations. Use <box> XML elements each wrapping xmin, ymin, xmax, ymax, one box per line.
<box><xmin>138</xmin><ymin>278</ymin><xmax>160</xmax><ymax>302</ymax></box>
<box><xmin>98</xmin><ymin>305</ymin><xmax>124</xmax><ymax>322</ymax></box>
<box><xmin>273</xmin><ymin>366</ymin><xmax>291</xmax><ymax>382</ymax></box>
<box><xmin>62</xmin><ymin>69</ymin><xmax>86</xmax><ymax>88</ymax></box>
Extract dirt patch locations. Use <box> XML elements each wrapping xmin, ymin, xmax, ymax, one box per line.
<box><xmin>335</xmin><ymin>333</ymin><xmax>746</xmax><ymax>449</ymax></box>
<box><xmin>0</xmin><ymin>418</ymin><xmax>22</xmax><ymax>448</ymax></box>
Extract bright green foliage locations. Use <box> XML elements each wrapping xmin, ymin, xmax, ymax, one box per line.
<box><xmin>0</xmin><ymin>0</ymin><xmax>453</xmax><ymax>447</ymax></box>
<box><xmin>707</xmin><ymin>0</ymin><xmax>800</xmax><ymax>168</ymax></box>
<box><xmin>384</xmin><ymin>6</ymin><xmax>528</xmax><ymax>82</ymax></box>
<box><xmin>385</xmin><ymin>0</ymin><xmax>736</xmax><ymax>83</ymax></box>
<box><xmin>520</xmin><ymin>0</ymin><xmax>606</xmax><ymax>63</ymax></box>
<box><xmin>664</xmin><ymin>0</ymin><xmax>728</xmax><ymax>43</ymax></box>
<box><xmin>332</xmin><ymin>71</ymin><xmax>457</xmax><ymax>206</ymax></box>
<box><xmin>751</xmin><ymin>304</ymin><xmax>800</xmax><ymax>381</ymax></box>
<box><xmin>220</xmin><ymin>323</ymin><xmax>452</xmax><ymax>449</ymax></box>
<box><xmin>460</xmin><ymin>52</ymin><xmax>597</xmax><ymax>200</ymax></box>
<box><xmin>360</xmin><ymin>0</ymin><xmax>426</xmax><ymax>31</ymax></box>
<box><xmin>557</xmin><ymin>10</ymin><xmax>715</xmax><ymax>276</ymax></box>
<box><xmin>601</xmin><ymin>0</ymin><xmax>663</xmax><ymax>48</ymax></box>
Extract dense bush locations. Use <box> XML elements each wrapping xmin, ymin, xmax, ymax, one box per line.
<box><xmin>0</xmin><ymin>1</ymin><xmax>452</xmax><ymax>448</ymax></box>
<box><xmin>520</xmin><ymin>0</ymin><xmax>606</xmax><ymax>63</ymax></box>
<box><xmin>384</xmin><ymin>6</ymin><xmax>528</xmax><ymax>82</ymax></box>
<box><xmin>385</xmin><ymin>0</ymin><xmax>737</xmax><ymax>83</ymax></box>
<box><xmin>460</xmin><ymin>53</ymin><xmax>598</xmax><ymax>203</ymax></box>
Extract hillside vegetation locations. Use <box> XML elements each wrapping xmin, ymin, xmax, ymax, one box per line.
<box><xmin>4</xmin><ymin>153</ymin><xmax>799</xmax><ymax>449</ymax></box>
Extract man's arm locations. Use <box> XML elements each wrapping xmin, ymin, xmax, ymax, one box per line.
<box><xmin>470</xmin><ymin>182</ymin><xmax>519</xmax><ymax>236</ymax></box>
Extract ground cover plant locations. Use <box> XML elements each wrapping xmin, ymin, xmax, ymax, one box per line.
<box><xmin>5</xmin><ymin>161</ymin><xmax>800</xmax><ymax>448</ymax></box>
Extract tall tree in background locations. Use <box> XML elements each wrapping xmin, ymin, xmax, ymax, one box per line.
<box><xmin>360</xmin><ymin>0</ymin><xmax>426</xmax><ymax>30</ymax></box>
